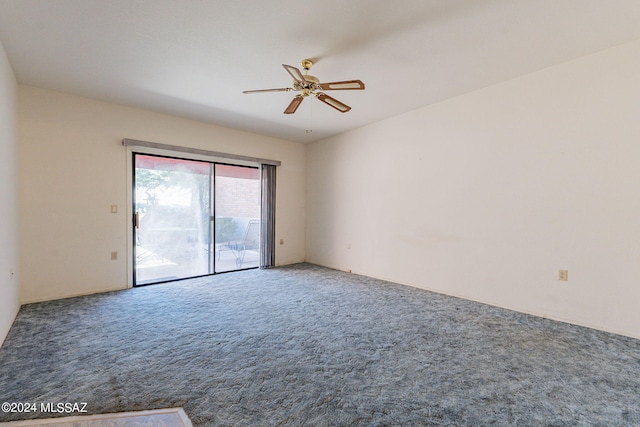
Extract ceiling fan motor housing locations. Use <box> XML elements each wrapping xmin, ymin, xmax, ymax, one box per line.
<box><xmin>293</xmin><ymin>74</ymin><xmax>320</xmax><ymax>96</ymax></box>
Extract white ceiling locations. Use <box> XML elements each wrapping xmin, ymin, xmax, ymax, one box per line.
<box><xmin>1</xmin><ymin>0</ymin><xmax>640</xmax><ymax>144</ymax></box>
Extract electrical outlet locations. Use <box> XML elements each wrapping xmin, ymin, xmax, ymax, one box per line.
<box><xmin>279</xmin><ymin>239</ymin><xmax>284</xmax><ymax>245</ymax></box>
<box><xmin>111</xmin><ymin>251</ymin><xmax>118</xmax><ymax>261</ymax></box>
<box><xmin>110</xmin><ymin>205</ymin><xmax>118</xmax><ymax>214</ymax></box>
<box><xmin>559</xmin><ymin>269</ymin><xmax>568</xmax><ymax>281</ymax></box>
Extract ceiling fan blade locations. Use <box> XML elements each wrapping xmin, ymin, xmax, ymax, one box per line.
<box><xmin>284</xmin><ymin>95</ymin><xmax>304</xmax><ymax>114</ymax></box>
<box><xmin>282</xmin><ymin>64</ymin><xmax>306</xmax><ymax>83</ymax></box>
<box><xmin>243</xmin><ymin>87</ymin><xmax>292</xmax><ymax>94</ymax></box>
<box><xmin>316</xmin><ymin>93</ymin><xmax>351</xmax><ymax>113</ymax></box>
<box><xmin>318</xmin><ymin>80</ymin><xmax>365</xmax><ymax>91</ymax></box>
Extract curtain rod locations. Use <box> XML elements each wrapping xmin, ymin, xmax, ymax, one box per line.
<box><xmin>122</xmin><ymin>138</ymin><xmax>281</xmax><ymax>166</ymax></box>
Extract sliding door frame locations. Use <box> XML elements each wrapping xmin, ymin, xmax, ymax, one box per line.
<box><xmin>125</xmin><ymin>144</ymin><xmax>273</xmax><ymax>288</ymax></box>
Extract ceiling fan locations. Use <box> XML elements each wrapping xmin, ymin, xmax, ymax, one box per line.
<box><xmin>243</xmin><ymin>59</ymin><xmax>365</xmax><ymax>114</ymax></box>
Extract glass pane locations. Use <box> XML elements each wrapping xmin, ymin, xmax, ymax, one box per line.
<box><xmin>214</xmin><ymin>164</ymin><xmax>261</xmax><ymax>272</ymax></box>
<box><xmin>134</xmin><ymin>155</ymin><xmax>211</xmax><ymax>285</ymax></box>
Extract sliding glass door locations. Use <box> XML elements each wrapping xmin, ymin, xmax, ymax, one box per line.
<box><xmin>133</xmin><ymin>154</ymin><xmax>260</xmax><ymax>285</ymax></box>
<box><xmin>214</xmin><ymin>164</ymin><xmax>261</xmax><ymax>273</ymax></box>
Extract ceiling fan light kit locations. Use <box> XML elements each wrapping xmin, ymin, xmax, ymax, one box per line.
<box><xmin>243</xmin><ymin>59</ymin><xmax>365</xmax><ymax>115</ymax></box>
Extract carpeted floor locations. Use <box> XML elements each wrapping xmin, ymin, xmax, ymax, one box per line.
<box><xmin>1</xmin><ymin>263</ymin><xmax>640</xmax><ymax>426</ymax></box>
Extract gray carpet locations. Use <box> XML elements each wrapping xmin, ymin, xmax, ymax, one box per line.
<box><xmin>1</xmin><ymin>263</ymin><xmax>640</xmax><ymax>426</ymax></box>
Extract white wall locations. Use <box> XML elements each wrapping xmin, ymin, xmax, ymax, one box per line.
<box><xmin>19</xmin><ymin>86</ymin><xmax>305</xmax><ymax>303</ymax></box>
<box><xmin>307</xmin><ymin>40</ymin><xmax>640</xmax><ymax>339</ymax></box>
<box><xmin>0</xmin><ymin>40</ymin><xmax>19</xmax><ymax>345</ymax></box>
